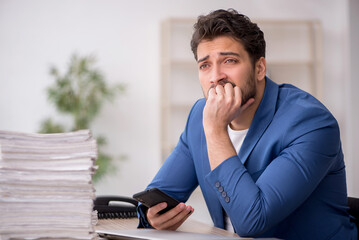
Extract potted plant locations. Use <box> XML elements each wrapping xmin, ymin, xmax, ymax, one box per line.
<box><xmin>39</xmin><ymin>53</ymin><xmax>125</xmax><ymax>182</ymax></box>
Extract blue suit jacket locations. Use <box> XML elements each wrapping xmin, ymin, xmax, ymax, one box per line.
<box><xmin>139</xmin><ymin>77</ymin><xmax>357</xmax><ymax>239</ymax></box>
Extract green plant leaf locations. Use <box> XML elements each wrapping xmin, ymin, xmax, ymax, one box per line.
<box><xmin>38</xmin><ymin>118</ymin><xmax>66</xmax><ymax>134</ymax></box>
<box><xmin>40</xmin><ymin>53</ymin><xmax>125</xmax><ymax>182</ymax></box>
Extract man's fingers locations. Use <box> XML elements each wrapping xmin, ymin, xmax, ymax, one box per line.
<box><xmin>147</xmin><ymin>202</ymin><xmax>167</xmax><ymax>219</ymax></box>
<box><xmin>148</xmin><ymin>203</ymin><xmax>187</xmax><ymax>229</ymax></box>
<box><xmin>207</xmin><ymin>87</ymin><xmax>216</xmax><ymax>100</ymax></box>
<box><xmin>233</xmin><ymin>86</ymin><xmax>241</xmax><ymax>104</ymax></box>
<box><xmin>159</xmin><ymin>205</ymin><xmax>194</xmax><ymax>230</ymax></box>
<box><xmin>241</xmin><ymin>97</ymin><xmax>255</xmax><ymax>111</ymax></box>
<box><xmin>168</xmin><ymin>207</ymin><xmax>194</xmax><ymax>230</ymax></box>
<box><xmin>233</xmin><ymin>85</ymin><xmax>255</xmax><ymax>112</ymax></box>
<box><xmin>215</xmin><ymin>84</ymin><xmax>225</xmax><ymax>96</ymax></box>
<box><xmin>155</xmin><ymin>203</ymin><xmax>186</xmax><ymax>227</ymax></box>
<box><xmin>224</xmin><ymin>82</ymin><xmax>235</xmax><ymax>97</ymax></box>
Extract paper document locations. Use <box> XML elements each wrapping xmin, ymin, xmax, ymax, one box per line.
<box><xmin>0</xmin><ymin>130</ymin><xmax>98</xmax><ymax>240</ymax></box>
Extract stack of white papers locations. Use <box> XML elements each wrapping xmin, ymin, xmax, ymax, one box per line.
<box><xmin>0</xmin><ymin>130</ymin><xmax>98</xmax><ymax>240</ymax></box>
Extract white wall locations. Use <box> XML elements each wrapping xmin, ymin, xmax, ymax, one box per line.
<box><xmin>0</xmin><ymin>0</ymin><xmax>357</xmax><ymax>220</ymax></box>
<box><xmin>347</xmin><ymin>0</ymin><xmax>359</xmax><ymax>197</ymax></box>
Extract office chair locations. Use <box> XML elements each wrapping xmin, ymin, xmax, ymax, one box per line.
<box><xmin>348</xmin><ymin>197</ymin><xmax>359</xmax><ymax>237</ymax></box>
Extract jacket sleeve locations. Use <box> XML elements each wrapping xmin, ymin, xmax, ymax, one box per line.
<box><xmin>137</xmin><ymin>100</ymin><xmax>201</xmax><ymax>228</ymax></box>
<box><xmin>205</xmin><ymin>108</ymin><xmax>342</xmax><ymax>236</ymax></box>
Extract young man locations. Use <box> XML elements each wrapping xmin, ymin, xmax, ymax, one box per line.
<box><xmin>137</xmin><ymin>9</ymin><xmax>358</xmax><ymax>239</ymax></box>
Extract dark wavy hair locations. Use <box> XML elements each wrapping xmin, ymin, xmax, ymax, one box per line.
<box><xmin>190</xmin><ymin>9</ymin><xmax>266</xmax><ymax>67</ymax></box>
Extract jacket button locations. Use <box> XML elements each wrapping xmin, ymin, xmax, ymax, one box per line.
<box><xmin>225</xmin><ymin>196</ymin><xmax>230</xmax><ymax>203</ymax></box>
<box><xmin>221</xmin><ymin>191</ymin><xmax>227</xmax><ymax>198</ymax></box>
<box><xmin>215</xmin><ymin>181</ymin><xmax>221</xmax><ymax>188</ymax></box>
<box><xmin>218</xmin><ymin>186</ymin><xmax>224</xmax><ymax>193</ymax></box>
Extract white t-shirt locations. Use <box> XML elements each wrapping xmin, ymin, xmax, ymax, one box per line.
<box><xmin>225</xmin><ymin>125</ymin><xmax>249</xmax><ymax>232</ymax></box>
<box><xmin>227</xmin><ymin>125</ymin><xmax>249</xmax><ymax>154</ymax></box>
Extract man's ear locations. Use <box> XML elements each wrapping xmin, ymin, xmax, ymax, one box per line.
<box><xmin>255</xmin><ymin>57</ymin><xmax>266</xmax><ymax>81</ymax></box>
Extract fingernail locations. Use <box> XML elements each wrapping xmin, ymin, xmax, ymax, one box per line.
<box><xmin>161</xmin><ymin>202</ymin><xmax>167</xmax><ymax>208</ymax></box>
<box><xmin>179</xmin><ymin>204</ymin><xmax>185</xmax><ymax>210</ymax></box>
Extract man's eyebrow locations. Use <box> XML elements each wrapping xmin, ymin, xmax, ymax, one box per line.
<box><xmin>197</xmin><ymin>52</ymin><xmax>240</xmax><ymax>63</ymax></box>
<box><xmin>220</xmin><ymin>52</ymin><xmax>240</xmax><ymax>57</ymax></box>
<box><xmin>197</xmin><ymin>55</ymin><xmax>209</xmax><ymax>63</ymax></box>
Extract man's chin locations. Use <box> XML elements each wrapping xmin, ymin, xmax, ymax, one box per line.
<box><xmin>241</xmin><ymin>93</ymin><xmax>256</xmax><ymax>107</ymax></box>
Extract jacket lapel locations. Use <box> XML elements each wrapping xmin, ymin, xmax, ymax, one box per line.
<box><xmin>238</xmin><ymin>77</ymin><xmax>279</xmax><ymax>165</ymax></box>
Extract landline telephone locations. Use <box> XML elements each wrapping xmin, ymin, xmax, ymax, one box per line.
<box><xmin>94</xmin><ymin>195</ymin><xmax>138</xmax><ymax>219</ymax></box>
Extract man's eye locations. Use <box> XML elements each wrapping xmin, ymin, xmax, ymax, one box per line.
<box><xmin>225</xmin><ymin>59</ymin><xmax>237</xmax><ymax>63</ymax></box>
<box><xmin>199</xmin><ymin>64</ymin><xmax>209</xmax><ymax>70</ymax></box>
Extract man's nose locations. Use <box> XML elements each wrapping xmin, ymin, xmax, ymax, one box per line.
<box><xmin>210</xmin><ymin>65</ymin><xmax>227</xmax><ymax>85</ymax></box>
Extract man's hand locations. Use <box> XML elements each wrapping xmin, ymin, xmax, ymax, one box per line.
<box><xmin>146</xmin><ymin>202</ymin><xmax>194</xmax><ymax>230</ymax></box>
<box><xmin>203</xmin><ymin>83</ymin><xmax>254</xmax><ymax>133</ymax></box>
<box><xmin>203</xmin><ymin>83</ymin><xmax>254</xmax><ymax>170</ymax></box>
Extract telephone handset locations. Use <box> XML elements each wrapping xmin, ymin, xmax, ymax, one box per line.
<box><xmin>94</xmin><ymin>195</ymin><xmax>138</xmax><ymax>219</ymax></box>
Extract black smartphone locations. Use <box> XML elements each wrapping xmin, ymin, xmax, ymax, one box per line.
<box><xmin>132</xmin><ymin>188</ymin><xmax>180</xmax><ymax>214</ymax></box>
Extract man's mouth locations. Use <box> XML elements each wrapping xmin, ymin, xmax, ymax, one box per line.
<box><xmin>209</xmin><ymin>80</ymin><xmax>236</xmax><ymax>89</ymax></box>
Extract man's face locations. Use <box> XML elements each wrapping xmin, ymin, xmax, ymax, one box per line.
<box><xmin>196</xmin><ymin>36</ymin><xmax>257</xmax><ymax>106</ymax></box>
